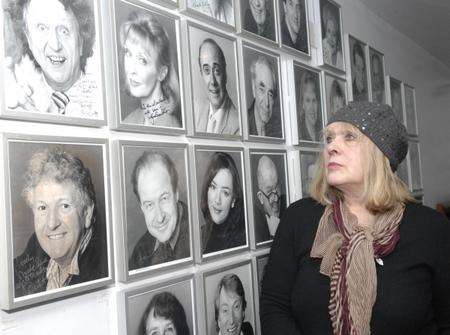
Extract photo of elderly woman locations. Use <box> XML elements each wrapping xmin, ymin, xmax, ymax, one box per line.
<box><xmin>141</xmin><ymin>292</ymin><xmax>190</xmax><ymax>335</ymax></box>
<box><xmin>115</xmin><ymin>1</ymin><xmax>182</xmax><ymax>129</ymax></box>
<box><xmin>320</xmin><ymin>0</ymin><xmax>343</xmax><ymax>70</ymax></box>
<box><xmin>294</xmin><ymin>65</ymin><xmax>323</xmax><ymax>142</ymax></box>
<box><xmin>324</xmin><ymin>74</ymin><xmax>346</xmax><ymax>120</ymax></box>
<box><xmin>124</xmin><ymin>278</ymin><xmax>195</xmax><ymax>335</ymax></box>
<box><xmin>196</xmin><ymin>150</ymin><xmax>247</xmax><ymax>256</ymax></box>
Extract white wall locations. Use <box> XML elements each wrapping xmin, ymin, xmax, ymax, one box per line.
<box><xmin>2</xmin><ymin>0</ymin><xmax>450</xmax><ymax>334</ymax></box>
<box><xmin>339</xmin><ymin>0</ymin><xmax>450</xmax><ymax>207</ymax></box>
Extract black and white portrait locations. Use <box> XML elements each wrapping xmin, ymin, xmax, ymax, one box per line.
<box><xmin>9</xmin><ymin>139</ymin><xmax>109</xmax><ymax>303</ymax></box>
<box><xmin>250</xmin><ymin>151</ymin><xmax>287</xmax><ymax>245</ymax></box>
<box><xmin>1</xmin><ymin>0</ymin><xmax>104</xmax><ymax>122</ymax></box>
<box><xmin>203</xmin><ymin>262</ymin><xmax>255</xmax><ymax>335</ymax></box>
<box><xmin>320</xmin><ymin>0</ymin><xmax>343</xmax><ymax>70</ymax></box>
<box><xmin>115</xmin><ymin>1</ymin><xmax>183</xmax><ymax>129</ymax></box>
<box><xmin>188</xmin><ymin>25</ymin><xmax>240</xmax><ymax>136</ymax></box>
<box><xmin>122</xmin><ymin>144</ymin><xmax>191</xmax><ymax>272</ymax></box>
<box><xmin>404</xmin><ymin>85</ymin><xmax>418</xmax><ymax>136</ymax></box>
<box><xmin>188</xmin><ymin>0</ymin><xmax>235</xmax><ymax>26</ymax></box>
<box><xmin>396</xmin><ymin>160</ymin><xmax>409</xmax><ymax>187</ymax></box>
<box><xmin>124</xmin><ymin>278</ymin><xmax>195</xmax><ymax>335</ymax></box>
<box><xmin>324</xmin><ymin>73</ymin><xmax>346</xmax><ymax>121</ymax></box>
<box><xmin>409</xmin><ymin>141</ymin><xmax>422</xmax><ymax>191</ymax></box>
<box><xmin>195</xmin><ymin>148</ymin><xmax>247</xmax><ymax>257</ymax></box>
<box><xmin>369</xmin><ymin>48</ymin><xmax>385</xmax><ymax>104</ymax></box>
<box><xmin>294</xmin><ymin>65</ymin><xmax>323</xmax><ymax>142</ymax></box>
<box><xmin>389</xmin><ymin>78</ymin><xmax>404</xmax><ymax>124</ymax></box>
<box><xmin>300</xmin><ymin>150</ymin><xmax>319</xmax><ymax>197</ymax></box>
<box><xmin>240</xmin><ymin>0</ymin><xmax>276</xmax><ymax>42</ymax></box>
<box><xmin>243</xmin><ymin>45</ymin><xmax>283</xmax><ymax>139</ymax></box>
<box><xmin>349</xmin><ymin>36</ymin><xmax>368</xmax><ymax>102</ymax></box>
<box><xmin>256</xmin><ymin>255</ymin><xmax>269</xmax><ymax>297</ymax></box>
<box><xmin>279</xmin><ymin>0</ymin><xmax>308</xmax><ymax>54</ymax></box>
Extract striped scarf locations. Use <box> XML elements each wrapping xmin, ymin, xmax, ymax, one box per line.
<box><xmin>310</xmin><ymin>200</ymin><xmax>405</xmax><ymax>335</ymax></box>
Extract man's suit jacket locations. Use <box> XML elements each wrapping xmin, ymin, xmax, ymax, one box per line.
<box><xmin>195</xmin><ymin>95</ymin><xmax>240</xmax><ymax>135</ymax></box>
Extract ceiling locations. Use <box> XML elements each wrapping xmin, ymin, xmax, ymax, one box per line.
<box><xmin>358</xmin><ymin>0</ymin><xmax>450</xmax><ymax>69</ymax></box>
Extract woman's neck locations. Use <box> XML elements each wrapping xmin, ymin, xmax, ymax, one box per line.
<box><xmin>141</xmin><ymin>82</ymin><xmax>165</xmax><ymax>108</ymax></box>
<box><xmin>341</xmin><ymin>189</ymin><xmax>375</xmax><ymax>228</ymax></box>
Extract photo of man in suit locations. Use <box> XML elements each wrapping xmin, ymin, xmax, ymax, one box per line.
<box><xmin>247</xmin><ymin>56</ymin><xmax>282</xmax><ymax>138</ymax></box>
<box><xmin>213</xmin><ymin>273</ymin><xmax>254</xmax><ymax>335</ymax></box>
<box><xmin>280</xmin><ymin>0</ymin><xmax>308</xmax><ymax>53</ymax></box>
<box><xmin>3</xmin><ymin>0</ymin><xmax>100</xmax><ymax>118</ymax></box>
<box><xmin>242</xmin><ymin>0</ymin><xmax>275</xmax><ymax>41</ymax></box>
<box><xmin>195</xmin><ymin>38</ymin><xmax>240</xmax><ymax>135</ymax></box>
<box><xmin>129</xmin><ymin>151</ymin><xmax>190</xmax><ymax>270</ymax></box>
<box><xmin>253</xmin><ymin>155</ymin><xmax>286</xmax><ymax>243</ymax></box>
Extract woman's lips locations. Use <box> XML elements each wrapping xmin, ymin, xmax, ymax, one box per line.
<box><xmin>327</xmin><ymin>162</ymin><xmax>342</xmax><ymax>170</ymax></box>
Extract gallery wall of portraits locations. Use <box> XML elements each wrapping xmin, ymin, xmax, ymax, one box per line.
<box><xmin>0</xmin><ymin>0</ymin><xmax>424</xmax><ymax>333</ymax></box>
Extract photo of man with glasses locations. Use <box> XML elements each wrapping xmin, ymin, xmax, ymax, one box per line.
<box><xmin>251</xmin><ymin>154</ymin><xmax>287</xmax><ymax>244</ymax></box>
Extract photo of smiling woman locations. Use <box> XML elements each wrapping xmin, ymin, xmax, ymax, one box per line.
<box><xmin>116</xmin><ymin>5</ymin><xmax>181</xmax><ymax>128</ymax></box>
<box><xmin>295</xmin><ymin>66</ymin><xmax>323</xmax><ymax>142</ymax></box>
<box><xmin>197</xmin><ymin>151</ymin><xmax>246</xmax><ymax>256</ymax></box>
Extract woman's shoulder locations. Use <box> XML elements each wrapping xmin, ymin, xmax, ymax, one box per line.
<box><xmin>282</xmin><ymin>197</ymin><xmax>325</xmax><ymax>227</ymax></box>
<box><xmin>402</xmin><ymin>201</ymin><xmax>449</xmax><ymax>234</ymax></box>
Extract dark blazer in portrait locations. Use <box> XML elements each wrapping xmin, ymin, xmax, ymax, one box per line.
<box><xmin>242</xmin><ymin>322</ymin><xmax>255</xmax><ymax>335</ymax></box>
<box><xmin>247</xmin><ymin>100</ymin><xmax>282</xmax><ymax>138</ymax></box>
<box><xmin>281</xmin><ymin>15</ymin><xmax>308</xmax><ymax>53</ymax></box>
<box><xmin>254</xmin><ymin>195</ymin><xmax>286</xmax><ymax>243</ymax></box>
<box><xmin>243</xmin><ymin>8</ymin><xmax>275</xmax><ymax>41</ymax></box>
<box><xmin>195</xmin><ymin>94</ymin><xmax>240</xmax><ymax>135</ymax></box>
<box><xmin>201</xmin><ymin>214</ymin><xmax>246</xmax><ymax>254</ymax></box>
<box><xmin>129</xmin><ymin>201</ymin><xmax>190</xmax><ymax>270</ymax></box>
<box><xmin>13</xmin><ymin>225</ymin><xmax>108</xmax><ymax>298</ymax></box>
<box><xmin>352</xmin><ymin>78</ymin><xmax>368</xmax><ymax>102</ymax></box>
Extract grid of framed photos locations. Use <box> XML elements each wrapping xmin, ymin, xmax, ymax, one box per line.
<box><xmin>0</xmin><ymin>0</ymin><xmax>424</xmax><ymax>332</ymax></box>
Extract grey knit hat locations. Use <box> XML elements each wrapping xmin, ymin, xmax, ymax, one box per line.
<box><xmin>327</xmin><ymin>101</ymin><xmax>408</xmax><ymax>172</ymax></box>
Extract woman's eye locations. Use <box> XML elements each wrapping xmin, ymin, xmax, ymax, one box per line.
<box><xmin>37</xmin><ymin>204</ymin><xmax>47</xmax><ymax>211</ymax></box>
<box><xmin>138</xmin><ymin>56</ymin><xmax>148</xmax><ymax>65</ymax></box>
<box><xmin>325</xmin><ymin>136</ymin><xmax>333</xmax><ymax>144</ymax></box>
<box><xmin>345</xmin><ymin>132</ymin><xmax>357</xmax><ymax>141</ymax></box>
<box><xmin>222</xmin><ymin>190</ymin><xmax>230</xmax><ymax>198</ymax></box>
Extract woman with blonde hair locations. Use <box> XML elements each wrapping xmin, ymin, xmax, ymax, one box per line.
<box><xmin>261</xmin><ymin>101</ymin><xmax>450</xmax><ymax>334</ymax></box>
<box><xmin>120</xmin><ymin>11</ymin><xmax>181</xmax><ymax>127</ymax></box>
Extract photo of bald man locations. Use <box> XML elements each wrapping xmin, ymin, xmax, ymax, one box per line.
<box><xmin>250</xmin><ymin>151</ymin><xmax>287</xmax><ymax>244</ymax></box>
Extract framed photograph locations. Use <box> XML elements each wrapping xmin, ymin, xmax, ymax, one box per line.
<box><xmin>202</xmin><ymin>260</ymin><xmax>255</xmax><ymax>335</ymax></box>
<box><xmin>299</xmin><ymin>148</ymin><xmax>320</xmax><ymax>198</ymax></box>
<box><xmin>0</xmin><ymin>134</ymin><xmax>112</xmax><ymax>310</ymax></box>
<box><xmin>323</xmin><ymin>72</ymin><xmax>347</xmax><ymax>122</ymax></box>
<box><xmin>242</xmin><ymin>42</ymin><xmax>284</xmax><ymax>141</ymax></box>
<box><xmin>347</xmin><ymin>35</ymin><xmax>368</xmax><ymax>102</ymax></box>
<box><xmin>238</xmin><ymin>0</ymin><xmax>277</xmax><ymax>44</ymax></box>
<box><xmin>116</xmin><ymin>141</ymin><xmax>193</xmax><ymax>282</ymax></box>
<box><xmin>408</xmin><ymin>140</ymin><xmax>423</xmax><ymax>192</ymax></box>
<box><xmin>252</xmin><ymin>252</ymin><xmax>269</xmax><ymax>335</ymax></box>
<box><xmin>396</xmin><ymin>159</ymin><xmax>410</xmax><ymax>188</ymax></box>
<box><xmin>278</xmin><ymin>0</ymin><xmax>310</xmax><ymax>56</ymax></box>
<box><xmin>194</xmin><ymin>146</ymin><xmax>248</xmax><ymax>260</ymax></box>
<box><xmin>317</xmin><ymin>0</ymin><xmax>344</xmax><ymax>72</ymax></box>
<box><xmin>183</xmin><ymin>0</ymin><xmax>236</xmax><ymax>28</ymax></box>
<box><xmin>249</xmin><ymin>149</ymin><xmax>289</xmax><ymax>246</ymax></box>
<box><xmin>118</xmin><ymin>274</ymin><xmax>197</xmax><ymax>335</ymax></box>
<box><xmin>0</xmin><ymin>0</ymin><xmax>106</xmax><ymax>126</ymax></box>
<box><xmin>369</xmin><ymin>47</ymin><xmax>386</xmax><ymax>104</ymax></box>
<box><xmin>404</xmin><ymin>84</ymin><xmax>418</xmax><ymax>136</ymax></box>
<box><xmin>293</xmin><ymin>63</ymin><xmax>324</xmax><ymax>144</ymax></box>
<box><xmin>186</xmin><ymin>22</ymin><xmax>242</xmax><ymax>139</ymax></box>
<box><xmin>111</xmin><ymin>0</ymin><xmax>185</xmax><ymax>134</ymax></box>
<box><xmin>387</xmin><ymin>76</ymin><xmax>405</xmax><ymax>124</ymax></box>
